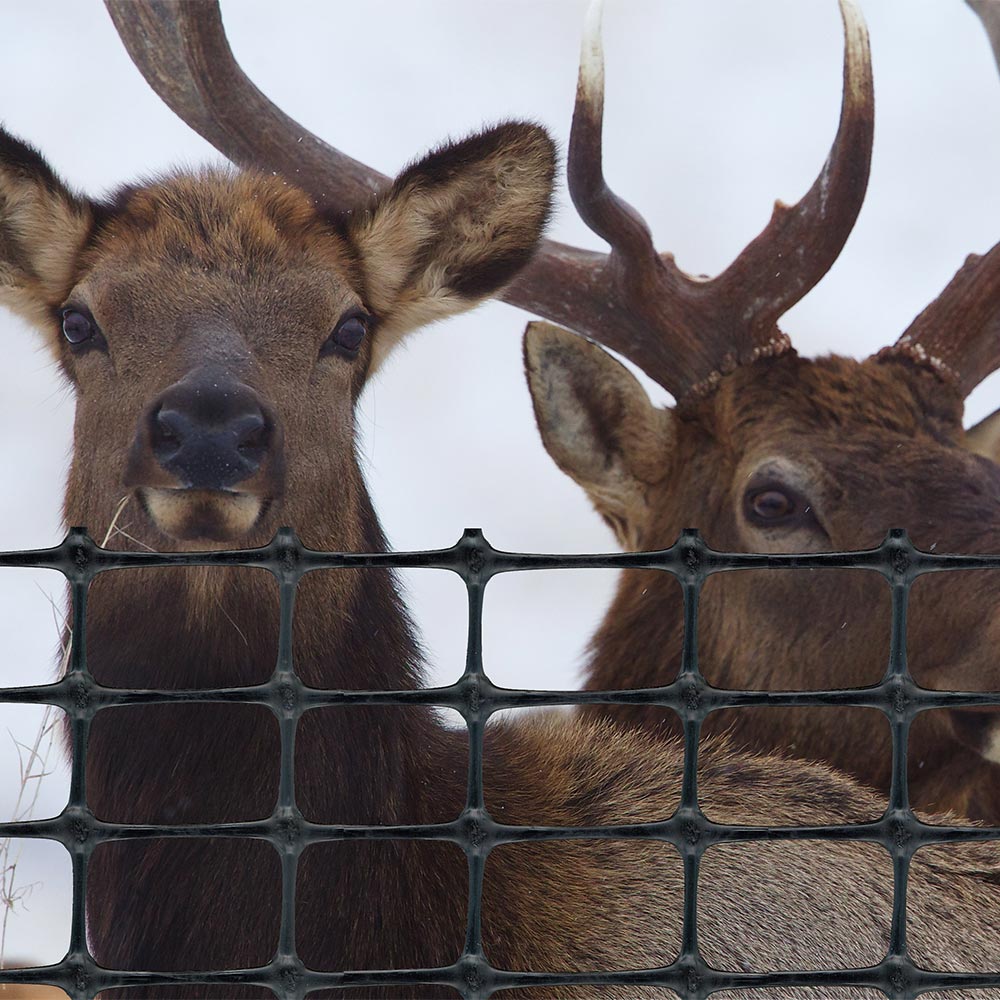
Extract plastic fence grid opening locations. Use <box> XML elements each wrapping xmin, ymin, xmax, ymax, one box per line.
<box><xmin>1</xmin><ymin>526</ymin><xmax>1000</xmax><ymax>999</ymax></box>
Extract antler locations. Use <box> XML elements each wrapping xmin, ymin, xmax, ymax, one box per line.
<box><xmin>103</xmin><ymin>2</ymin><xmax>605</xmax><ymax>337</ymax></box>
<box><xmin>105</xmin><ymin>0</ymin><xmax>386</xmax><ymax>208</ymax></box>
<box><xmin>873</xmin><ymin>1</ymin><xmax>1000</xmax><ymax>398</ymax></box>
<box><xmin>511</xmin><ymin>0</ymin><xmax>874</xmax><ymax>403</ymax></box>
<box><xmin>106</xmin><ymin>0</ymin><xmax>872</xmax><ymax>406</ymax></box>
<box><xmin>878</xmin><ymin>246</ymin><xmax>1000</xmax><ymax>395</ymax></box>
<box><xmin>968</xmin><ymin>0</ymin><xmax>1000</xmax><ymax>77</ymax></box>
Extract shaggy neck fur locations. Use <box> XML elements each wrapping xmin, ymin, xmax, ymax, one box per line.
<box><xmin>82</xmin><ymin>497</ymin><xmax>472</xmax><ymax>991</ymax></box>
<box><xmin>583</xmin><ymin>560</ymin><xmax>1000</xmax><ymax>823</ymax></box>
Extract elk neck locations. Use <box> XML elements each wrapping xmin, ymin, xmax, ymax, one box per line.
<box><xmin>81</xmin><ymin>487</ymin><xmax>465</xmax><ymax>830</ymax></box>
<box><xmin>582</xmin><ymin>568</ymin><xmax>688</xmax><ymax>734</ymax></box>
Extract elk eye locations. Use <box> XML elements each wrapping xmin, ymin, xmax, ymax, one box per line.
<box><xmin>322</xmin><ymin>311</ymin><xmax>370</xmax><ymax>359</ymax></box>
<box><xmin>742</xmin><ymin>469</ymin><xmax>826</xmax><ymax>538</ymax></box>
<box><xmin>743</xmin><ymin>483</ymin><xmax>804</xmax><ymax>527</ymax></box>
<box><xmin>751</xmin><ymin>490</ymin><xmax>793</xmax><ymax>520</ymax></box>
<box><xmin>61</xmin><ymin>309</ymin><xmax>97</xmax><ymax>346</ymax></box>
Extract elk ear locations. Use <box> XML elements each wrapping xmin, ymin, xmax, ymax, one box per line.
<box><xmin>966</xmin><ymin>407</ymin><xmax>1000</xmax><ymax>464</ymax></box>
<box><xmin>348</xmin><ymin>122</ymin><xmax>555</xmax><ymax>367</ymax></box>
<box><xmin>524</xmin><ymin>321</ymin><xmax>671</xmax><ymax>542</ymax></box>
<box><xmin>0</xmin><ymin>129</ymin><xmax>96</xmax><ymax>335</ymax></box>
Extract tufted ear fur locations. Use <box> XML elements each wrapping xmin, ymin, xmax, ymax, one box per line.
<box><xmin>0</xmin><ymin>129</ymin><xmax>96</xmax><ymax>336</ymax></box>
<box><xmin>966</xmin><ymin>407</ymin><xmax>1000</xmax><ymax>464</ymax></box>
<box><xmin>348</xmin><ymin>122</ymin><xmax>555</xmax><ymax>370</ymax></box>
<box><xmin>523</xmin><ymin>321</ymin><xmax>672</xmax><ymax>547</ymax></box>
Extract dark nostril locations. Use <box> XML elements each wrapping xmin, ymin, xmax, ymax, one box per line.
<box><xmin>151</xmin><ymin>407</ymin><xmax>191</xmax><ymax>461</ymax></box>
<box><xmin>144</xmin><ymin>378</ymin><xmax>275</xmax><ymax>490</ymax></box>
<box><xmin>233</xmin><ymin>412</ymin><xmax>269</xmax><ymax>457</ymax></box>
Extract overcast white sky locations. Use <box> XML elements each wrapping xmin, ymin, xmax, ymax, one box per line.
<box><xmin>1</xmin><ymin>0</ymin><xmax>999</xmax><ymax>965</ymax></box>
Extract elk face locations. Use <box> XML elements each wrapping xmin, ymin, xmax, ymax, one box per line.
<box><xmin>525</xmin><ymin>325</ymin><xmax>1000</xmax><ymax>816</ymax></box>
<box><xmin>0</xmin><ymin>125</ymin><xmax>555</xmax><ymax>552</ymax></box>
<box><xmin>513</xmin><ymin>0</ymin><xmax>1000</xmax><ymax>817</ymax></box>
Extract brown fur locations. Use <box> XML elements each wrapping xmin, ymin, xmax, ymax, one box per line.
<box><xmin>7</xmin><ymin>131</ymin><xmax>1000</xmax><ymax>998</ymax></box>
<box><xmin>525</xmin><ymin>321</ymin><xmax>1000</xmax><ymax>824</ymax></box>
<box><xmin>0</xmin><ymin>131</ymin><xmax>94</xmax><ymax>332</ymax></box>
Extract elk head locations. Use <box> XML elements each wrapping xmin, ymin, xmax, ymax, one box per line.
<box><xmin>520</xmin><ymin>0</ymin><xmax>1000</xmax><ymax>821</ymax></box>
<box><xmin>0</xmin><ymin>122</ymin><xmax>554</xmax><ymax>553</ymax></box>
<box><xmin>0</xmin><ymin>7</ymin><xmax>563</xmax><ymax>975</ymax></box>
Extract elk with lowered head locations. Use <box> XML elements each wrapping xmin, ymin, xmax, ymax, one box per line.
<box><xmin>520</xmin><ymin>0</ymin><xmax>1000</xmax><ymax>824</ymax></box>
<box><xmin>4</xmin><ymin>1</ymin><xmax>1000</xmax><ymax>997</ymax></box>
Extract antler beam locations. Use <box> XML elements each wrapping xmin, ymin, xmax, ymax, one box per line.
<box><xmin>105</xmin><ymin>0</ymin><xmax>386</xmax><ymax>208</ymax></box>
<box><xmin>104</xmin><ymin>1</ymin><xmax>603</xmax><ymax>335</ymax></box>
<box><xmin>713</xmin><ymin>0</ymin><xmax>873</xmax><ymax>338</ymax></box>
<box><xmin>880</xmin><ymin>244</ymin><xmax>1000</xmax><ymax>395</ymax></box>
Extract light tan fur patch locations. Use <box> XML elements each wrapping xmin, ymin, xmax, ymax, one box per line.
<box><xmin>0</xmin><ymin>170</ymin><xmax>93</xmax><ymax>331</ymax></box>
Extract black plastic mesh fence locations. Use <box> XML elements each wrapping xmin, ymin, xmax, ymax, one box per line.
<box><xmin>1</xmin><ymin>526</ymin><xmax>1000</xmax><ymax>998</ymax></box>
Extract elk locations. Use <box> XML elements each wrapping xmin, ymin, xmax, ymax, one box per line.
<box><xmin>6</xmin><ymin>2</ymin><xmax>1000</xmax><ymax>997</ymax></box>
<box><xmin>519</xmin><ymin>0</ymin><xmax>1000</xmax><ymax>824</ymax></box>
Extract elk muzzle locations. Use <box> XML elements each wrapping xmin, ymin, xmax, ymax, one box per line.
<box><xmin>149</xmin><ymin>378</ymin><xmax>270</xmax><ymax>490</ymax></box>
<box><xmin>125</xmin><ymin>368</ymin><xmax>284</xmax><ymax>543</ymax></box>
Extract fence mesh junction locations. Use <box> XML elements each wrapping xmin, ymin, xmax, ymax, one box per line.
<box><xmin>1</xmin><ymin>526</ymin><xmax>1000</xmax><ymax>998</ymax></box>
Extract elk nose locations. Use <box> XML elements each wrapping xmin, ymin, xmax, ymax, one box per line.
<box><xmin>148</xmin><ymin>379</ymin><xmax>272</xmax><ymax>490</ymax></box>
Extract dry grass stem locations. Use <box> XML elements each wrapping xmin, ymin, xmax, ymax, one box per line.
<box><xmin>0</xmin><ymin>496</ymin><xmax>132</xmax><ymax>968</ymax></box>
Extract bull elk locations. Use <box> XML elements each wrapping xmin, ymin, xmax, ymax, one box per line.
<box><xmin>521</xmin><ymin>0</ymin><xmax>1000</xmax><ymax>823</ymax></box>
<box><xmin>5</xmin><ymin>1</ymin><xmax>1000</xmax><ymax>997</ymax></box>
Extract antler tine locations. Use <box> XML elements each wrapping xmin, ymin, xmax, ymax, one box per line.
<box><xmin>968</xmin><ymin>0</ymin><xmax>1000</xmax><ymax>76</ymax></box>
<box><xmin>713</xmin><ymin>0</ymin><xmax>874</xmax><ymax>344</ymax></box>
<box><xmin>879</xmin><ymin>239</ymin><xmax>1000</xmax><ymax>398</ymax></box>
<box><xmin>568</xmin><ymin>0</ymin><xmax>658</xmax><ymax>270</ymax></box>
<box><xmin>506</xmin><ymin>0</ymin><xmax>747</xmax><ymax>402</ymax></box>
<box><xmin>873</xmin><ymin>1</ymin><xmax>1000</xmax><ymax>398</ymax></box>
<box><xmin>104</xmin><ymin>0</ymin><xmax>387</xmax><ymax>210</ymax></box>
<box><xmin>509</xmin><ymin>0</ymin><xmax>874</xmax><ymax>406</ymax></box>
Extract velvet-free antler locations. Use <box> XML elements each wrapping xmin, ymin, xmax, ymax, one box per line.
<box><xmin>878</xmin><ymin>243</ymin><xmax>1000</xmax><ymax>396</ymax></box>
<box><xmin>105</xmin><ymin>0</ymin><xmax>385</xmax><ymax>207</ymax></box>
<box><xmin>874</xmin><ymin>2</ymin><xmax>1000</xmax><ymax>397</ymax></box>
<box><xmin>537</xmin><ymin>0</ymin><xmax>874</xmax><ymax>402</ymax></box>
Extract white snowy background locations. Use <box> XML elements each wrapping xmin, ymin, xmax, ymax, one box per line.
<box><xmin>0</xmin><ymin>0</ymin><xmax>998</xmax><ymax>966</ymax></box>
